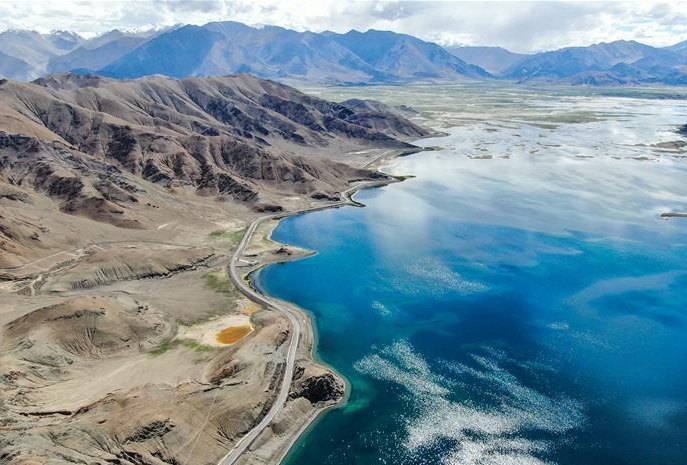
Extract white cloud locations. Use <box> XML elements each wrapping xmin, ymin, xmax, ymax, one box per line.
<box><xmin>1</xmin><ymin>0</ymin><xmax>686</xmax><ymax>52</ymax></box>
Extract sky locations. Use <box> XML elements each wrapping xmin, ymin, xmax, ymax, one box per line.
<box><xmin>1</xmin><ymin>0</ymin><xmax>686</xmax><ymax>53</ymax></box>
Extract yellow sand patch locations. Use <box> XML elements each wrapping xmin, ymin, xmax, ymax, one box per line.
<box><xmin>177</xmin><ymin>314</ymin><xmax>253</xmax><ymax>347</ymax></box>
<box><xmin>216</xmin><ymin>324</ymin><xmax>253</xmax><ymax>344</ymax></box>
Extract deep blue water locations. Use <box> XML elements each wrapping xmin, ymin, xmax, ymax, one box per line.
<box><xmin>258</xmin><ymin>110</ymin><xmax>687</xmax><ymax>465</ymax></box>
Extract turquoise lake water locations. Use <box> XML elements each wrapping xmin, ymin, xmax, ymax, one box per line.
<box><xmin>258</xmin><ymin>85</ymin><xmax>687</xmax><ymax>465</ymax></box>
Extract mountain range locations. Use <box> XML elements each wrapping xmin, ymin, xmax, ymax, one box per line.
<box><xmin>0</xmin><ymin>72</ymin><xmax>428</xmax><ymax>266</ymax></box>
<box><xmin>0</xmin><ymin>23</ymin><xmax>686</xmax><ymax>86</ymax></box>
<box><xmin>0</xmin><ymin>23</ymin><xmax>488</xmax><ymax>85</ymax></box>
<box><xmin>502</xmin><ymin>40</ymin><xmax>687</xmax><ymax>85</ymax></box>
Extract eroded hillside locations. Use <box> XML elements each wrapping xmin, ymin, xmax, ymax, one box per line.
<box><xmin>0</xmin><ymin>72</ymin><xmax>427</xmax><ymax>265</ymax></box>
<box><xmin>0</xmin><ymin>73</ymin><xmax>428</xmax><ymax>465</ymax></box>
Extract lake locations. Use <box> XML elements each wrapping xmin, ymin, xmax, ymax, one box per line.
<box><xmin>258</xmin><ymin>84</ymin><xmax>687</xmax><ymax>465</ymax></box>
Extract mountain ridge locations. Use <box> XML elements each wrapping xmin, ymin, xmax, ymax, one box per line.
<box><xmin>0</xmin><ymin>22</ymin><xmax>686</xmax><ymax>86</ymax></box>
<box><xmin>445</xmin><ymin>46</ymin><xmax>530</xmax><ymax>74</ymax></box>
<box><xmin>501</xmin><ymin>39</ymin><xmax>687</xmax><ymax>84</ymax></box>
<box><xmin>0</xmin><ymin>22</ymin><xmax>489</xmax><ymax>84</ymax></box>
<box><xmin>0</xmin><ymin>72</ymin><xmax>428</xmax><ymax>265</ymax></box>
<box><xmin>98</xmin><ymin>24</ymin><xmax>489</xmax><ymax>84</ymax></box>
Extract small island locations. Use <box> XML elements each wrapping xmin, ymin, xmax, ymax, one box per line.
<box><xmin>660</xmin><ymin>212</ymin><xmax>687</xmax><ymax>219</ymax></box>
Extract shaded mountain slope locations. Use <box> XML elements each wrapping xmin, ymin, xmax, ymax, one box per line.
<box><xmin>99</xmin><ymin>25</ymin><xmax>221</xmax><ymax>79</ymax></box>
<box><xmin>504</xmin><ymin>40</ymin><xmax>687</xmax><ymax>84</ymax></box>
<box><xmin>446</xmin><ymin>46</ymin><xmax>530</xmax><ymax>74</ymax></box>
<box><xmin>97</xmin><ymin>22</ymin><xmax>489</xmax><ymax>83</ymax></box>
<box><xmin>326</xmin><ymin>30</ymin><xmax>489</xmax><ymax>80</ymax></box>
<box><xmin>0</xmin><ymin>73</ymin><xmax>427</xmax><ymax>260</ymax></box>
<box><xmin>0</xmin><ymin>50</ymin><xmax>33</xmax><ymax>81</ymax></box>
<box><xmin>0</xmin><ymin>30</ymin><xmax>64</xmax><ymax>69</ymax></box>
<box><xmin>200</xmin><ymin>23</ymin><xmax>385</xmax><ymax>83</ymax></box>
<box><xmin>48</xmin><ymin>35</ymin><xmax>149</xmax><ymax>74</ymax></box>
<box><xmin>0</xmin><ymin>30</ymin><xmax>86</xmax><ymax>79</ymax></box>
<box><xmin>665</xmin><ymin>40</ymin><xmax>687</xmax><ymax>56</ymax></box>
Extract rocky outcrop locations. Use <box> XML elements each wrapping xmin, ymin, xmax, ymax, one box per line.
<box><xmin>124</xmin><ymin>419</ymin><xmax>176</xmax><ymax>443</ymax></box>
<box><xmin>310</xmin><ymin>191</ymin><xmax>340</xmax><ymax>201</ymax></box>
<box><xmin>0</xmin><ymin>132</ymin><xmax>144</xmax><ymax>230</ymax></box>
<box><xmin>339</xmin><ymin>98</ymin><xmax>429</xmax><ymax>138</ymax></box>
<box><xmin>253</xmin><ymin>203</ymin><xmax>283</xmax><ymax>213</ymax></box>
<box><xmin>290</xmin><ymin>366</ymin><xmax>345</xmax><ymax>405</ymax></box>
<box><xmin>660</xmin><ymin>211</ymin><xmax>687</xmax><ymax>219</ymax></box>
<box><xmin>209</xmin><ymin>359</ymin><xmax>245</xmax><ymax>385</ymax></box>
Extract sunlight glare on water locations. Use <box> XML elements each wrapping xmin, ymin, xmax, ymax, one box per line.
<box><xmin>261</xmin><ymin>83</ymin><xmax>687</xmax><ymax>465</ymax></box>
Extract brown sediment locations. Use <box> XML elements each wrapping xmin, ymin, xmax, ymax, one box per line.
<box><xmin>216</xmin><ymin>324</ymin><xmax>253</xmax><ymax>344</ymax></box>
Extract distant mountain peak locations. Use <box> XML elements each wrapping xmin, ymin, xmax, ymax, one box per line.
<box><xmin>1</xmin><ymin>21</ymin><xmax>685</xmax><ymax>86</ymax></box>
<box><xmin>502</xmin><ymin>38</ymin><xmax>687</xmax><ymax>84</ymax></box>
<box><xmin>89</xmin><ymin>22</ymin><xmax>490</xmax><ymax>83</ymax></box>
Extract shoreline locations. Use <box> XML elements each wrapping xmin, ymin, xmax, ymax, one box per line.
<box><xmin>249</xmin><ymin>251</ymin><xmax>355</xmax><ymax>465</ymax></box>
<box><xmin>225</xmin><ymin>146</ymin><xmax>427</xmax><ymax>465</ymax></box>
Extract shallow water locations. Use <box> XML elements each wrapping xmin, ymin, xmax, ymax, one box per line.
<box><xmin>258</xmin><ymin>84</ymin><xmax>687</xmax><ymax>465</ymax></box>
<box><xmin>216</xmin><ymin>325</ymin><xmax>252</xmax><ymax>344</ymax></box>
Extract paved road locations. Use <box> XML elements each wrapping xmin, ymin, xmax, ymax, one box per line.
<box><xmin>217</xmin><ymin>172</ymin><xmax>399</xmax><ymax>465</ymax></box>
<box><xmin>2</xmin><ymin>148</ymin><xmax>404</xmax><ymax>465</ymax></box>
<box><xmin>217</xmin><ymin>211</ymin><xmax>303</xmax><ymax>465</ymax></box>
<box><xmin>360</xmin><ymin>149</ymin><xmax>397</xmax><ymax>169</ymax></box>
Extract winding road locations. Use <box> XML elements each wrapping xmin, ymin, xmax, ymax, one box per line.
<box><xmin>0</xmin><ymin>147</ymin><xmax>411</xmax><ymax>464</ymax></box>
<box><xmin>217</xmin><ymin>150</ymin><xmax>405</xmax><ymax>465</ymax></box>
<box><xmin>218</xmin><ymin>210</ymin><xmax>302</xmax><ymax>465</ymax></box>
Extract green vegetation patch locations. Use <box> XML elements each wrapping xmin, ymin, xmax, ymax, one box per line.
<box><xmin>203</xmin><ymin>269</ymin><xmax>235</xmax><ymax>295</ymax></box>
<box><xmin>149</xmin><ymin>339</ymin><xmax>176</xmax><ymax>356</ymax></box>
<box><xmin>209</xmin><ymin>228</ymin><xmax>245</xmax><ymax>243</ymax></box>
<box><xmin>181</xmin><ymin>339</ymin><xmax>215</xmax><ymax>352</ymax></box>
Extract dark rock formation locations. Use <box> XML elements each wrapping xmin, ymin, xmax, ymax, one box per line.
<box><xmin>124</xmin><ymin>419</ymin><xmax>176</xmax><ymax>443</ymax></box>
<box><xmin>310</xmin><ymin>191</ymin><xmax>340</xmax><ymax>201</ymax></box>
<box><xmin>290</xmin><ymin>371</ymin><xmax>345</xmax><ymax>405</ymax></box>
<box><xmin>274</xmin><ymin>247</ymin><xmax>292</xmax><ymax>255</ymax></box>
<box><xmin>253</xmin><ymin>203</ymin><xmax>283</xmax><ymax>213</ymax></box>
<box><xmin>209</xmin><ymin>359</ymin><xmax>245</xmax><ymax>384</ymax></box>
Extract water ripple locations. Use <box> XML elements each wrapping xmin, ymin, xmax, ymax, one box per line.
<box><xmin>354</xmin><ymin>340</ymin><xmax>585</xmax><ymax>465</ymax></box>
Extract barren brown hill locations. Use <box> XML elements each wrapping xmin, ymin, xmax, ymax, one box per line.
<box><xmin>0</xmin><ymin>73</ymin><xmax>429</xmax><ymax>465</ymax></box>
<box><xmin>0</xmin><ymin>73</ymin><xmax>427</xmax><ymax>265</ymax></box>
